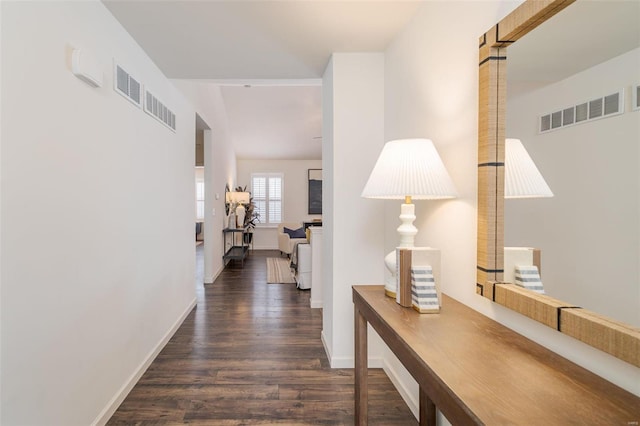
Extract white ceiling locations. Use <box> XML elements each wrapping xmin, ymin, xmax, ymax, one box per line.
<box><xmin>102</xmin><ymin>1</ymin><xmax>424</xmax><ymax>80</ymax></box>
<box><xmin>221</xmin><ymin>85</ymin><xmax>322</xmax><ymax>160</ymax></box>
<box><xmin>103</xmin><ymin>1</ymin><xmax>640</xmax><ymax>159</ymax></box>
<box><xmin>103</xmin><ymin>0</ymin><xmax>425</xmax><ymax>160</ymax></box>
<box><xmin>507</xmin><ymin>0</ymin><xmax>640</xmax><ymax>98</ymax></box>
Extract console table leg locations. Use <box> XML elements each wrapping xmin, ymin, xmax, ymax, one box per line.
<box><xmin>420</xmin><ymin>386</ymin><xmax>436</xmax><ymax>426</ymax></box>
<box><xmin>354</xmin><ymin>306</ymin><xmax>368</xmax><ymax>425</ymax></box>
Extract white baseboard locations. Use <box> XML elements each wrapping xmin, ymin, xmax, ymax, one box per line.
<box><xmin>204</xmin><ymin>265</ymin><xmax>223</xmax><ymax>284</ymax></box>
<box><xmin>329</xmin><ymin>355</ymin><xmax>354</xmax><ymax>368</ymax></box>
<box><xmin>91</xmin><ymin>297</ymin><xmax>197</xmax><ymax>426</ymax></box>
<box><xmin>320</xmin><ymin>331</ymin><xmax>383</xmax><ymax>368</ymax></box>
<box><xmin>251</xmin><ymin>244</ymin><xmax>278</xmax><ymax>250</ymax></box>
<box><xmin>310</xmin><ymin>299</ymin><xmax>323</xmax><ymax>309</ymax></box>
<box><xmin>383</xmin><ymin>358</ymin><xmax>419</xmax><ymax>420</ymax></box>
<box><xmin>321</xmin><ymin>330</ymin><xmax>332</xmax><ymax>365</ymax></box>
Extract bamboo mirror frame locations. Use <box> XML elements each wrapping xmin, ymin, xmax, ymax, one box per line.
<box><xmin>476</xmin><ymin>0</ymin><xmax>639</xmax><ymax>367</ymax></box>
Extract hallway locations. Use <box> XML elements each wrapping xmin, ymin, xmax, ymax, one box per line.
<box><xmin>108</xmin><ymin>248</ymin><xmax>417</xmax><ymax>424</ymax></box>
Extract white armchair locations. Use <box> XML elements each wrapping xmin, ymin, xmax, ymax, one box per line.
<box><xmin>277</xmin><ymin>222</ymin><xmax>307</xmax><ymax>256</ymax></box>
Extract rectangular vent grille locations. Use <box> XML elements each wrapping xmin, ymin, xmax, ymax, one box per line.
<box><xmin>539</xmin><ymin>89</ymin><xmax>624</xmax><ymax>134</ymax></box>
<box><xmin>633</xmin><ymin>84</ymin><xmax>640</xmax><ymax>111</ymax></box>
<box><xmin>145</xmin><ymin>90</ymin><xmax>176</xmax><ymax>131</ymax></box>
<box><xmin>562</xmin><ymin>107</ymin><xmax>574</xmax><ymax>126</ymax></box>
<box><xmin>603</xmin><ymin>93</ymin><xmax>619</xmax><ymax>115</ymax></box>
<box><xmin>114</xmin><ymin>63</ymin><xmax>141</xmax><ymax>107</ymax></box>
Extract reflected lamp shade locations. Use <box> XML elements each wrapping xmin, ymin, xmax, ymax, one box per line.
<box><xmin>361</xmin><ymin>138</ymin><xmax>457</xmax><ymax>200</ymax></box>
<box><xmin>505</xmin><ymin>138</ymin><xmax>553</xmax><ymax>198</ymax></box>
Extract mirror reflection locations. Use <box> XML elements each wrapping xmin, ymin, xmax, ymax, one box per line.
<box><xmin>504</xmin><ymin>1</ymin><xmax>640</xmax><ymax>327</ymax></box>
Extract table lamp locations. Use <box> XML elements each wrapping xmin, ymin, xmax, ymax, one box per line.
<box><xmin>231</xmin><ymin>192</ymin><xmax>251</xmax><ymax>228</ymax></box>
<box><xmin>361</xmin><ymin>138</ymin><xmax>457</xmax><ymax>297</ymax></box>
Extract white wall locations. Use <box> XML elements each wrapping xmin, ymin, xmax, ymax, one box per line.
<box><xmin>172</xmin><ymin>81</ymin><xmax>237</xmax><ymax>283</ymax></box>
<box><xmin>0</xmin><ymin>1</ymin><xmax>3</xmax><ymax>421</ymax></box>
<box><xmin>321</xmin><ymin>58</ymin><xmax>335</xmax><ymax>355</ymax></box>
<box><xmin>505</xmin><ymin>48</ymin><xmax>640</xmax><ymax>327</ymax></box>
<box><xmin>237</xmin><ymin>159</ymin><xmax>322</xmax><ymax>249</ymax></box>
<box><xmin>322</xmin><ymin>53</ymin><xmax>386</xmax><ymax>367</ymax></box>
<box><xmin>381</xmin><ymin>2</ymin><xmax>639</xmax><ymax>421</ymax></box>
<box><xmin>1</xmin><ymin>2</ymin><xmax>197</xmax><ymax>424</ymax></box>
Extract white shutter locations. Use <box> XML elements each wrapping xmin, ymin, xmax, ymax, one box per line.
<box><xmin>195</xmin><ymin>168</ymin><xmax>205</xmax><ymax>220</ymax></box>
<box><xmin>269</xmin><ymin>176</ymin><xmax>282</xmax><ymax>224</ymax></box>
<box><xmin>252</xmin><ymin>176</ymin><xmax>267</xmax><ymax>223</ymax></box>
<box><xmin>251</xmin><ymin>173</ymin><xmax>283</xmax><ymax>225</ymax></box>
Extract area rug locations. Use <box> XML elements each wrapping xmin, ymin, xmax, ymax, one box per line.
<box><xmin>267</xmin><ymin>258</ymin><xmax>296</xmax><ymax>284</ymax></box>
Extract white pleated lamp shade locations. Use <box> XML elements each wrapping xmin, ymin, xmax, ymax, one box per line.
<box><xmin>505</xmin><ymin>138</ymin><xmax>553</xmax><ymax>198</ymax></box>
<box><xmin>235</xmin><ymin>192</ymin><xmax>251</xmax><ymax>204</ymax></box>
<box><xmin>361</xmin><ymin>138</ymin><xmax>457</xmax><ymax>200</ymax></box>
<box><xmin>228</xmin><ymin>192</ymin><xmax>251</xmax><ymax>204</ymax></box>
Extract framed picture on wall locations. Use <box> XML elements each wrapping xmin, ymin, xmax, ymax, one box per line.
<box><xmin>308</xmin><ymin>169</ymin><xmax>322</xmax><ymax>215</ymax></box>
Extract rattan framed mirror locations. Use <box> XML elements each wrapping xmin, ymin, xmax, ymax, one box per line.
<box><xmin>476</xmin><ymin>0</ymin><xmax>639</xmax><ymax>367</ymax></box>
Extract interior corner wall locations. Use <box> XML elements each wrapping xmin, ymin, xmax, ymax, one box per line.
<box><xmin>382</xmin><ymin>2</ymin><xmax>639</xmax><ymax>417</ymax></box>
<box><xmin>172</xmin><ymin>80</ymin><xmax>237</xmax><ymax>283</ymax></box>
<box><xmin>321</xmin><ymin>53</ymin><xmax>386</xmax><ymax>367</ymax></box>
<box><xmin>0</xmin><ymin>1</ymin><xmax>3</xmax><ymax>421</ymax></box>
<box><xmin>321</xmin><ymin>57</ymin><xmax>335</xmax><ymax>356</ymax></box>
<box><xmin>236</xmin><ymin>159</ymin><xmax>322</xmax><ymax>250</ymax></box>
<box><xmin>1</xmin><ymin>2</ymin><xmax>197</xmax><ymax>424</ymax></box>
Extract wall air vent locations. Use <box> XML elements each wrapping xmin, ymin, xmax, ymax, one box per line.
<box><xmin>114</xmin><ymin>62</ymin><xmax>142</xmax><ymax>108</ymax></box>
<box><xmin>633</xmin><ymin>84</ymin><xmax>640</xmax><ymax>111</ymax></box>
<box><xmin>144</xmin><ymin>89</ymin><xmax>176</xmax><ymax>132</ymax></box>
<box><xmin>539</xmin><ymin>89</ymin><xmax>624</xmax><ymax>134</ymax></box>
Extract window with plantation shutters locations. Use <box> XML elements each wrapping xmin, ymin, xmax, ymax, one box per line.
<box><xmin>195</xmin><ymin>167</ymin><xmax>205</xmax><ymax>220</ymax></box>
<box><xmin>251</xmin><ymin>173</ymin><xmax>283</xmax><ymax>225</ymax></box>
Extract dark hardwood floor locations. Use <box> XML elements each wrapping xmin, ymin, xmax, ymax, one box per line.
<box><xmin>108</xmin><ymin>247</ymin><xmax>417</xmax><ymax>425</ymax></box>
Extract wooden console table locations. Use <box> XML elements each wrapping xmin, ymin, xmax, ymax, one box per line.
<box><xmin>353</xmin><ymin>285</ymin><xmax>640</xmax><ymax>425</ymax></box>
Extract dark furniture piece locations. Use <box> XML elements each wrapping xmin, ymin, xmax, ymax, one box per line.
<box><xmin>303</xmin><ymin>221</ymin><xmax>322</xmax><ymax>230</ymax></box>
<box><xmin>223</xmin><ymin>227</ymin><xmax>249</xmax><ymax>267</ymax></box>
<box><xmin>353</xmin><ymin>285</ymin><xmax>640</xmax><ymax>426</ymax></box>
<box><xmin>308</xmin><ymin>168</ymin><xmax>322</xmax><ymax>214</ymax></box>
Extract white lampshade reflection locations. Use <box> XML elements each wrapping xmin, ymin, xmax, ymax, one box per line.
<box><xmin>505</xmin><ymin>138</ymin><xmax>553</xmax><ymax>199</ymax></box>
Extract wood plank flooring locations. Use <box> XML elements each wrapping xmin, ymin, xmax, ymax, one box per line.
<box><xmin>108</xmin><ymin>248</ymin><xmax>417</xmax><ymax>425</ymax></box>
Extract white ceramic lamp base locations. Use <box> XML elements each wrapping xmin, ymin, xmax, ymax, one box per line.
<box><xmin>385</xmin><ymin>202</ymin><xmax>417</xmax><ymax>297</ymax></box>
<box><xmin>236</xmin><ymin>205</ymin><xmax>246</xmax><ymax>228</ymax></box>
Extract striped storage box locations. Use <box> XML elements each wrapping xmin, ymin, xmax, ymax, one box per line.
<box><xmin>411</xmin><ymin>265</ymin><xmax>439</xmax><ymax>313</ymax></box>
<box><xmin>514</xmin><ymin>265</ymin><xmax>545</xmax><ymax>294</ymax></box>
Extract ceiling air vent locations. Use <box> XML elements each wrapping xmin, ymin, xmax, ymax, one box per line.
<box><xmin>145</xmin><ymin>89</ymin><xmax>176</xmax><ymax>132</ymax></box>
<box><xmin>539</xmin><ymin>89</ymin><xmax>624</xmax><ymax>134</ymax></box>
<box><xmin>114</xmin><ymin>62</ymin><xmax>142</xmax><ymax>108</ymax></box>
